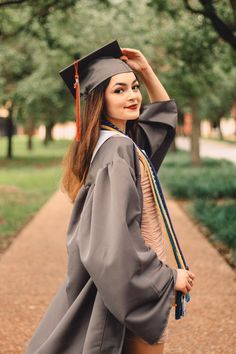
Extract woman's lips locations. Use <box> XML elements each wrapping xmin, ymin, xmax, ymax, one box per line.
<box><xmin>126</xmin><ymin>105</ymin><xmax>138</xmax><ymax>110</ymax></box>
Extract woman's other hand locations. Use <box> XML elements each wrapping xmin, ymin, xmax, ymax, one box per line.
<box><xmin>120</xmin><ymin>48</ymin><xmax>151</xmax><ymax>74</ymax></box>
<box><xmin>174</xmin><ymin>269</ymin><xmax>196</xmax><ymax>295</ymax></box>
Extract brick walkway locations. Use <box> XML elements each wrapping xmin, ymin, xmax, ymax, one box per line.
<box><xmin>0</xmin><ymin>190</ymin><xmax>235</xmax><ymax>354</ymax></box>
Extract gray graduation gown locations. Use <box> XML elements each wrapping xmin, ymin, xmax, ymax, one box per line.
<box><xmin>26</xmin><ymin>99</ymin><xmax>178</xmax><ymax>354</ymax></box>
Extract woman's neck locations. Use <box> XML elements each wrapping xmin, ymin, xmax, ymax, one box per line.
<box><xmin>105</xmin><ymin>117</ymin><xmax>127</xmax><ymax>133</ymax></box>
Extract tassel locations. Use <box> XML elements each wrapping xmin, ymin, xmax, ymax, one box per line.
<box><xmin>74</xmin><ymin>61</ymin><xmax>80</xmax><ymax>142</ymax></box>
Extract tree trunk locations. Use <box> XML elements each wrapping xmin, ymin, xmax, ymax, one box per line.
<box><xmin>5</xmin><ymin>106</ymin><xmax>14</xmax><ymax>159</ymax></box>
<box><xmin>190</xmin><ymin>97</ymin><xmax>201</xmax><ymax>166</ymax></box>
<box><xmin>232</xmin><ymin>100</ymin><xmax>236</xmax><ymax>136</ymax></box>
<box><xmin>26</xmin><ymin>117</ymin><xmax>34</xmax><ymax>150</ymax></box>
<box><xmin>44</xmin><ymin>121</ymin><xmax>54</xmax><ymax>146</ymax></box>
<box><xmin>217</xmin><ymin>116</ymin><xmax>223</xmax><ymax>140</ymax></box>
<box><xmin>27</xmin><ymin>134</ymin><xmax>33</xmax><ymax>150</ymax></box>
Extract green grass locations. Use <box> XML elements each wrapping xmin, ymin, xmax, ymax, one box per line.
<box><xmin>0</xmin><ymin>135</ymin><xmax>70</xmax><ymax>163</ymax></box>
<box><xmin>159</xmin><ymin>150</ymin><xmax>236</xmax><ymax>266</ymax></box>
<box><xmin>0</xmin><ymin>135</ymin><xmax>71</xmax><ymax>251</ymax></box>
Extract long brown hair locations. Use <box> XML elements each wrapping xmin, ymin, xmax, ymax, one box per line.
<box><xmin>60</xmin><ymin>76</ymin><xmax>139</xmax><ymax>203</ymax></box>
<box><xmin>60</xmin><ymin>78</ymin><xmax>111</xmax><ymax>203</ymax></box>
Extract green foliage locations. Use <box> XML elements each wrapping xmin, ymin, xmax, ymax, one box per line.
<box><xmin>198</xmin><ymin>60</ymin><xmax>236</xmax><ymax>122</ymax></box>
<box><xmin>160</xmin><ymin>14</ymin><xmax>230</xmax><ymax>102</ymax></box>
<box><xmin>193</xmin><ymin>199</ymin><xmax>236</xmax><ymax>250</ymax></box>
<box><xmin>148</xmin><ymin>0</ymin><xmax>235</xmax><ymax>48</ymax></box>
<box><xmin>0</xmin><ymin>0</ymin><xmax>234</xmax><ymax>149</ymax></box>
<box><xmin>146</xmin><ymin>0</ymin><xmax>235</xmax><ymax>121</ymax></box>
<box><xmin>160</xmin><ymin>150</ymin><xmax>236</xmax><ymax>255</ymax></box>
<box><xmin>160</xmin><ymin>151</ymin><xmax>236</xmax><ymax>199</ymax></box>
<box><xmin>0</xmin><ymin>1</ymin><xmax>78</xmax><ymax>131</ymax></box>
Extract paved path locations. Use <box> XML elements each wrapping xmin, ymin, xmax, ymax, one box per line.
<box><xmin>0</xmin><ymin>190</ymin><xmax>235</xmax><ymax>354</ymax></box>
<box><xmin>165</xmin><ymin>201</ymin><xmax>236</xmax><ymax>354</ymax></box>
<box><xmin>176</xmin><ymin>137</ymin><xmax>236</xmax><ymax>165</ymax></box>
<box><xmin>0</xmin><ymin>191</ymin><xmax>71</xmax><ymax>354</ymax></box>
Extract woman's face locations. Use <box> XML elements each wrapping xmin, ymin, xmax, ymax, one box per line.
<box><xmin>104</xmin><ymin>72</ymin><xmax>142</xmax><ymax>131</ymax></box>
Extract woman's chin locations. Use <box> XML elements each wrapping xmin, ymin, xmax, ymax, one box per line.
<box><xmin>124</xmin><ymin>111</ymin><xmax>140</xmax><ymax>120</ymax></box>
<box><xmin>127</xmin><ymin>115</ymin><xmax>139</xmax><ymax>121</ymax></box>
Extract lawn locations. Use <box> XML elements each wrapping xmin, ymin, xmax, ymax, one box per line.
<box><xmin>159</xmin><ymin>150</ymin><xmax>236</xmax><ymax>267</ymax></box>
<box><xmin>0</xmin><ymin>135</ymin><xmax>71</xmax><ymax>251</ymax></box>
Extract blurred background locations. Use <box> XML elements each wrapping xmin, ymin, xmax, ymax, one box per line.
<box><xmin>0</xmin><ymin>1</ymin><xmax>236</xmax><ymax>352</ymax></box>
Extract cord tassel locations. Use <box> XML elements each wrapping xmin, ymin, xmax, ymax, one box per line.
<box><xmin>74</xmin><ymin>61</ymin><xmax>80</xmax><ymax>142</ymax></box>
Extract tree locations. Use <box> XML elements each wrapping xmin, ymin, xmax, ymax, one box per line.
<box><xmin>0</xmin><ymin>1</ymin><xmax>76</xmax><ymax>156</ymax></box>
<box><xmin>148</xmin><ymin>0</ymin><xmax>235</xmax><ymax>165</ymax></box>
<box><xmin>0</xmin><ymin>0</ymin><xmax>234</xmax><ymax>162</ymax></box>
<box><xmin>198</xmin><ymin>59</ymin><xmax>236</xmax><ymax>139</ymax></box>
<box><xmin>183</xmin><ymin>0</ymin><xmax>236</xmax><ymax>50</ymax></box>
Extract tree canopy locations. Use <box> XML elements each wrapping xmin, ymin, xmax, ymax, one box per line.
<box><xmin>0</xmin><ymin>0</ymin><xmax>235</xmax><ymax>158</ymax></box>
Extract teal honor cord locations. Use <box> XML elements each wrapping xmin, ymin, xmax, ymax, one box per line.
<box><xmin>101</xmin><ymin>120</ymin><xmax>191</xmax><ymax>320</ymax></box>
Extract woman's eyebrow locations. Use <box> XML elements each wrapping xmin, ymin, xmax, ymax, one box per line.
<box><xmin>112</xmin><ymin>79</ymin><xmax>139</xmax><ymax>88</ymax></box>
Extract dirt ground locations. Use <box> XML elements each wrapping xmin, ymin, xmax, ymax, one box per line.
<box><xmin>0</xmin><ymin>190</ymin><xmax>235</xmax><ymax>354</ymax></box>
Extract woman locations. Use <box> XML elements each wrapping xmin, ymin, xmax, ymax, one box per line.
<box><xmin>26</xmin><ymin>41</ymin><xmax>195</xmax><ymax>354</ymax></box>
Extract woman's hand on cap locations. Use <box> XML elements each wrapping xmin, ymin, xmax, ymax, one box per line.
<box><xmin>120</xmin><ymin>48</ymin><xmax>151</xmax><ymax>74</ymax></box>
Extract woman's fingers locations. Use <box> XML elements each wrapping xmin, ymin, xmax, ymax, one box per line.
<box><xmin>188</xmin><ymin>270</ymin><xmax>196</xmax><ymax>279</ymax></box>
<box><xmin>184</xmin><ymin>271</ymin><xmax>194</xmax><ymax>293</ymax></box>
<box><xmin>186</xmin><ymin>280</ymin><xmax>192</xmax><ymax>290</ymax></box>
<box><xmin>174</xmin><ymin>268</ymin><xmax>195</xmax><ymax>294</ymax></box>
<box><xmin>120</xmin><ymin>48</ymin><xmax>143</xmax><ymax>59</ymax></box>
<box><xmin>120</xmin><ymin>48</ymin><xmax>151</xmax><ymax>74</ymax></box>
<box><xmin>121</xmin><ymin>47</ymin><xmax>140</xmax><ymax>54</ymax></box>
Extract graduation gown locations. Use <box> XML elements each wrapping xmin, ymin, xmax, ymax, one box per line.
<box><xmin>26</xmin><ymin>99</ymin><xmax>178</xmax><ymax>354</ymax></box>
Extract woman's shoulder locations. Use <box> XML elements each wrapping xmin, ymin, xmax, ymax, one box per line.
<box><xmin>95</xmin><ymin>134</ymin><xmax>136</xmax><ymax>165</ymax></box>
<box><xmin>88</xmin><ymin>134</ymin><xmax>140</xmax><ymax>182</ymax></box>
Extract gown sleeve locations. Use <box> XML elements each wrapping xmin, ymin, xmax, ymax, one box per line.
<box><xmin>77</xmin><ymin>154</ymin><xmax>177</xmax><ymax>345</ymax></box>
<box><xmin>128</xmin><ymin>99</ymin><xmax>178</xmax><ymax>171</ymax></box>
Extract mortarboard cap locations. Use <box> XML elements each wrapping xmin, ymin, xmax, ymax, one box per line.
<box><xmin>59</xmin><ymin>40</ymin><xmax>133</xmax><ymax>142</ymax></box>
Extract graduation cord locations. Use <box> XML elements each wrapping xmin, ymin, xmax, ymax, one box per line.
<box><xmin>140</xmin><ymin>152</ymin><xmax>187</xmax><ymax>269</ymax></box>
<box><xmin>101</xmin><ymin>119</ymin><xmax>187</xmax><ymax>267</ymax></box>
<box><xmin>136</xmin><ymin>148</ymin><xmax>191</xmax><ymax>321</ymax></box>
<box><xmin>101</xmin><ymin>120</ymin><xmax>190</xmax><ymax>320</ymax></box>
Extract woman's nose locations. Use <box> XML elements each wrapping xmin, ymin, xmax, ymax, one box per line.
<box><xmin>127</xmin><ymin>89</ymin><xmax>137</xmax><ymax>100</ymax></box>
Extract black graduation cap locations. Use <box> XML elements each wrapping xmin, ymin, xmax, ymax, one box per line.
<box><xmin>59</xmin><ymin>40</ymin><xmax>133</xmax><ymax>142</ymax></box>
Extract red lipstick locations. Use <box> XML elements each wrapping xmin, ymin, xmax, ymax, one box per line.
<box><xmin>126</xmin><ymin>105</ymin><xmax>138</xmax><ymax>110</ymax></box>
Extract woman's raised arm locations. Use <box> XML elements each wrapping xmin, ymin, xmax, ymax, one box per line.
<box><xmin>120</xmin><ymin>47</ymin><xmax>170</xmax><ymax>102</ymax></box>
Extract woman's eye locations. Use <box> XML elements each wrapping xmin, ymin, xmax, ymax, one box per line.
<box><xmin>114</xmin><ymin>85</ymin><xmax>140</xmax><ymax>94</ymax></box>
<box><xmin>133</xmin><ymin>85</ymin><xmax>140</xmax><ymax>91</ymax></box>
<box><xmin>114</xmin><ymin>88</ymin><xmax>124</xmax><ymax>94</ymax></box>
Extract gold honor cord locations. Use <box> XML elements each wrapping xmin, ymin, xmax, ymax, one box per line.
<box><xmin>137</xmin><ymin>151</ymin><xmax>185</xmax><ymax>269</ymax></box>
<box><xmin>100</xmin><ymin>124</ymin><xmax>185</xmax><ymax>270</ymax></box>
<box><xmin>101</xmin><ymin>123</ymin><xmax>190</xmax><ymax>319</ymax></box>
